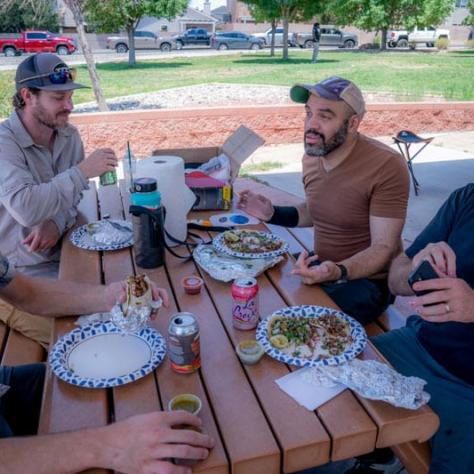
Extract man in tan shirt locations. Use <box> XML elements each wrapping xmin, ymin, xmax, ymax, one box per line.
<box><xmin>238</xmin><ymin>76</ymin><xmax>409</xmax><ymax>324</ymax></box>
<box><xmin>0</xmin><ymin>53</ymin><xmax>118</xmax><ymax>345</ymax></box>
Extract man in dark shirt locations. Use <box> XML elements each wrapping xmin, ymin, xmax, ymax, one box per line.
<box><xmin>311</xmin><ymin>22</ymin><xmax>321</xmax><ymax>64</ymax></box>
<box><xmin>370</xmin><ymin>183</ymin><xmax>474</xmax><ymax>474</ymax></box>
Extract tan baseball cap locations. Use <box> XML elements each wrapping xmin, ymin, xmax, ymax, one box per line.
<box><xmin>290</xmin><ymin>76</ymin><xmax>366</xmax><ymax>117</ymax></box>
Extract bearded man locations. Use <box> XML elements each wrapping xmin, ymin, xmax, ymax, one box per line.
<box><xmin>238</xmin><ymin>76</ymin><xmax>410</xmax><ymax>324</ymax></box>
<box><xmin>0</xmin><ymin>53</ymin><xmax>118</xmax><ymax>346</ymax></box>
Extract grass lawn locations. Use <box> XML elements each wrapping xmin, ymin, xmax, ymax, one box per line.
<box><xmin>1</xmin><ymin>49</ymin><xmax>473</xmax><ymax>117</ymax></box>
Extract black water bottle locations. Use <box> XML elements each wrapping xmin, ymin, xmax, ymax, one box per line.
<box><xmin>129</xmin><ymin>178</ymin><xmax>165</xmax><ymax>268</ymax></box>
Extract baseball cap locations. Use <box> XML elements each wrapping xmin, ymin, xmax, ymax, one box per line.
<box><xmin>290</xmin><ymin>76</ymin><xmax>366</xmax><ymax>117</ymax></box>
<box><xmin>15</xmin><ymin>53</ymin><xmax>87</xmax><ymax>91</ymax></box>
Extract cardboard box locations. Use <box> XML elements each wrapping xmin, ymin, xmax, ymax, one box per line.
<box><xmin>152</xmin><ymin>126</ymin><xmax>265</xmax><ymax>210</ymax></box>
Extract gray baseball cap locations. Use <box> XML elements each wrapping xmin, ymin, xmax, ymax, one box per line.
<box><xmin>15</xmin><ymin>53</ymin><xmax>87</xmax><ymax>91</ymax></box>
<box><xmin>290</xmin><ymin>76</ymin><xmax>366</xmax><ymax>117</ymax></box>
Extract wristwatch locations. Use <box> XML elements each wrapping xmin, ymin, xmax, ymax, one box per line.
<box><xmin>334</xmin><ymin>264</ymin><xmax>348</xmax><ymax>284</ymax></box>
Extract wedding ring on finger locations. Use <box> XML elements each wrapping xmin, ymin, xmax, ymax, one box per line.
<box><xmin>445</xmin><ymin>303</ymin><xmax>451</xmax><ymax>313</ymax></box>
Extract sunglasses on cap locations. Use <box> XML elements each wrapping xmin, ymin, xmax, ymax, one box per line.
<box><xmin>18</xmin><ymin>67</ymin><xmax>77</xmax><ymax>85</ymax></box>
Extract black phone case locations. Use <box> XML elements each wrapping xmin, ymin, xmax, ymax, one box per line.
<box><xmin>291</xmin><ymin>251</ymin><xmax>320</xmax><ymax>268</ymax></box>
<box><xmin>407</xmin><ymin>260</ymin><xmax>439</xmax><ymax>296</ymax></box>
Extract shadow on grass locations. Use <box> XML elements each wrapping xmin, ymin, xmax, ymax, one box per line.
<box><xmin>447</xmin><ymin>50</ymin><xmax>474</xmax><ymax>56</ymax></box>
<box><xmin>232</xmin><ymin>57</ymin><xmax>339</xmax><ymax>65</ymax></box>
<box><xmin>95</xmin><ymin>61</ymin><xmax>193</xmax><ymax>71</ymax></box>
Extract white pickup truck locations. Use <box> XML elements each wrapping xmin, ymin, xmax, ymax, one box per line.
<box><xmin>387</xmin><ymin>27</ymin><xmax>449</xmax><ymax>48</ymax></box>
<box><xmin>253</xmin><ymin>27</ymin><xmax>286</xmax><ymax>46</ymax></box>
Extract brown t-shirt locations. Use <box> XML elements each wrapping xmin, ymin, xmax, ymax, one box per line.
<box><xmin>300</xmin><ymin>133</ymin><xmax>409</xmax><ymax>266</ymax></box>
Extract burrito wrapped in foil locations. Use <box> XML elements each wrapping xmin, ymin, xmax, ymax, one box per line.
<box><xmin>302</xmin><ymin>359</ymin><xmax>430</xmax><ymax>410</ymax></box>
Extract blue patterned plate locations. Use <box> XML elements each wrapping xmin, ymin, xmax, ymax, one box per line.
<box><xmin>213</xmin><ymin>229</ymin><xmax>288</xmax><ymax>259</ymax></box>
<box><xmin>70</xmin><ymin>220</ymin><xmax>133</xmax><ymax>251</ymax></box>
<box><xmin>49</xmin><ymin>321</ymin><xmax>166</xmax><ymax>388</ymax></box>
<box><xmin>256</xmin><ymin>305</ymin><xmax>367</xmax><ymax>367</ymax></box>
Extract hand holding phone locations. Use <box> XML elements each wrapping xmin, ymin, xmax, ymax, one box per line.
<box><xmin>292</xmin><ymin>250</ymin><xmax>320</xmax><ymax>268</ymax></box>
<box><xmin>408</xmin><ymin>260</ymin><xmax>439</xmax><ymax>297</ymax></box>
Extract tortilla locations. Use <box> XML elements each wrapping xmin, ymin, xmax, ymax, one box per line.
<box><xmin>123</xmin><ymin>275</ymin><xmax>152</xmax><ymax>317</ymax></box>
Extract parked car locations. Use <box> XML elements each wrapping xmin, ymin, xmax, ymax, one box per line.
<box><xmin>253</xmin><ymin>27</ymin><xmax>286</xmax><ymax>46</ymax></box>
<box><xmin>173</xmin><ymin>28</ymin><xmax>212</xmax><ymax>49</ymax></box>
<box><xmin>210</xmin><ymin>31</ymin><xmax>264</xmax><ymax>50</ymax></box>
<box><xmin>106</xmin><ymin>30</ymin><xmax>175</xmax><ymax>53</ymax></box>
<box><xmin>387</xmin><ymin>27</ymin><xmax>450</xmax><ymax>48</ymax></box>
<box><xmin>0</xmin><ymin>30</ymin><xmax>76</xmax><ymax>57</ymax></box>
<box><xmin>290</xmin><ymin>26</ymin><xmax>357</xmax><ymax>49</ymax></box>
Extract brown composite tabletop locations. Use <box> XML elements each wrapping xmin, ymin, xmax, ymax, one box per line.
<box><xmin>39</xmin><ymin>180</ymin><xmax>439</xmax><ymax>474</ymax></box>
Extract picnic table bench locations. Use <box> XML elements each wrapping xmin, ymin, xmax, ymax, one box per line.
<box><xmin>32</xmin><ymin>177</ymin><xmax>438</xmax><ymax>473</ymax></box>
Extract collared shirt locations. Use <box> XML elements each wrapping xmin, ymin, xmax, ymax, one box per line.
<box><xmin>0</xmin><ymin>110</ymin><xmax>89</xmax><ymax>276</ymax></box>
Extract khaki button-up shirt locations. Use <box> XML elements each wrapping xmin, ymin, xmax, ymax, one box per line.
<box><xmin>0</xmin><ymin>110</ymin><xmax>89</xmax><ymax>277</ymax></box>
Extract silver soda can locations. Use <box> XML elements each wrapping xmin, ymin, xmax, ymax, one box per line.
<box><xmin>232</xmin><ymin>277</ymin><xmax>259</xmax><ymax>330</ymax></box>
<box><xmin>168</xmin><ymin>312</ymin><xmax>201</xmax><ymax>374</ymax></box>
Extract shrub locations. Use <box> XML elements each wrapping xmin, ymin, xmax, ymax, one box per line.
<box><xmin>436</xmin><ymin>37</ymin><xmax>449</xmax><ymax>50</ymax></box>
<box><xmin>465</xmin><ymin>39</ymin><xmax>474</xmax><ymax>49</ymax></box>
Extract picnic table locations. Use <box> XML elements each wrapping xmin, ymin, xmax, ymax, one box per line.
<box><xmin>38</xmin><ymin>178</ymin><xmax>439</xmax><ymax>474</ymax></box>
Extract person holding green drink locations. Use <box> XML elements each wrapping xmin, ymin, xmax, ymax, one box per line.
<box><xmin>0</xmin><ymin>52</ymin><xmax>118</xmax><ymax>347</ymax></box>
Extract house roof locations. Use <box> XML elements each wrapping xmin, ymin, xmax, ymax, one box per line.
<box><xmin>212</xmin><ymin>6</ymin><xmax>230</xmax><ymax>15</ymax></box>
<box><xmin>177</xmin><ymin>7</ymin><xmax>218</xmax><ymax>23</ymax></box>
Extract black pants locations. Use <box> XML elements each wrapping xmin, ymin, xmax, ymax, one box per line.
<box><xmin>320</xmin><ymin>278</ymin><xmax>393</xmax><ymax>326</ymax></box>
<box><xmin>0</xmin><ymin>363</ymin><xmax>46</xmax><ymax>438</ymax></box>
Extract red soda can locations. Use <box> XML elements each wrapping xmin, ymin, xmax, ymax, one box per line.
<box><xmin>168</xmin><ymin>312</ymin><xmax>201</xmax><ymax>374</ymax></box>
<box><xmin>232</xmin><ymin>278</ymin><xmax>259</xmax><ymax>330</ymax></box>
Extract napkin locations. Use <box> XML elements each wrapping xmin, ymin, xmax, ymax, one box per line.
<box><xmin>276</xmin><ymin>367</ymin><xmax>346</xmax><ymax>411</ymax></box>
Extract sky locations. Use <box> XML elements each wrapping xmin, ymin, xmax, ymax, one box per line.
<box><xmin>189</xmin><ymin>0</ymin><xmax>227</xmax><ymax>10</ymax></box>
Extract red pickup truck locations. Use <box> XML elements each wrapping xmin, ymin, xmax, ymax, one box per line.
<box><xmin>0</xmin><ymin>31</ymin><xmax>77</xmax><ymax>57</ymax></box>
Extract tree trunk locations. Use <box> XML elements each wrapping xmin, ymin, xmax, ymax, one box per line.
<box><xmin>127</xmin><ymin>25</ymin><xmax>136</xmax><ymax>66</ymax></box>
<box><xmin>381</xmin><ymin>27</ymin><xmax>388</xmax><ymax>50</ymax></box>
<box><xmin>282</xmin><ymin>10</ymin><xmax>289</xmax><ymax>60</ymax></box>
<box><xmin>270</xmin><ymin>19</ymin><xmax>276</xmax><ymax>57</ymax></box>
<box><xmin>64</xmin><ymin>0</ymin><xmax>108</xmax><ymax>111</ymax></box>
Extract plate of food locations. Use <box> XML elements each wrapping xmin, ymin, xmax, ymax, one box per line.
<box><xmin>70</xmin><ymin>219</ymin><xmax>133</xmax><ymax>251</ymax></box>
<box><xmin>49</xmin><ymin>320</ymin><xmax>166</xmax><ymax>388</ymax></box>
<box><xmin>213</xmin><ymin>229</ymin><xmax>288</xmax><ymax>259</ymax></box>
<box><xmin>256</xmin><ymin>305</ymin><xmax>367</xmax><ymax>367</ymax></box>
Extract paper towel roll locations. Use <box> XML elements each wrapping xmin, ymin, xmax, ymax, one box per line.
<box><xmin>135</xmin><ymin>155</ymin><xmax>196</xmax><ymax>247</ymax></box>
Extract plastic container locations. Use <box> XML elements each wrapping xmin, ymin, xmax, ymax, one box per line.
<box><xmin>168</xmin><ymin>393</ymin><xmax>202</xmax><ymax>415</ymax></box>
<box><xmin>181</xmin><ymin>275</ymin><xmax>204</xmax><ymax>295</ymax></box>
<box><xmin>236</xmin><ymin>340</ymin><xmax>264</xmax><ymax>365</ymax></box>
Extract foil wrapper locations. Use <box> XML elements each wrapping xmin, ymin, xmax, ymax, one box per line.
<box><xmin>86</xmin><ymin>220</ymin><xmax>133</xmax><ymax>245</ymax></box>
<box><xmin>302</xmin><ymin>359</ymin><xmax>430</xmax><ymax>410</ymax></box>
<box><xmin>193</xmin><ymin>244</ymin><xmax>283</xmax><ymax>282</ymax></box>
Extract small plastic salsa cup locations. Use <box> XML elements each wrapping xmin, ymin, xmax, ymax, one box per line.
<box><xmin>181</xmin><ymin>275</ymin><xmax>204</xmax><ymax>295</ymax></box>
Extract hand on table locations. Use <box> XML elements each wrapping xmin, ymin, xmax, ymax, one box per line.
<box><xmin>105</xmin><ymin>280</ymin><xmax>170</xmax><ymax>319</ymax></box>
<box><xmin>291</xmin><ymin>250</ymin><xmax>341</xmax><ymax>284</ymax></box>
<box><xmin>236</xmin><ymin>189</ymin><xmax>274</xmax><ymax>221</ymax></box>
<box><xmin>412</xmin><ymin>241</ymin><xmax>457</xmax><ymax>277</ymax></box>
<box><xmin>22</xmin><ymin>219</ymin><xmax>60</xmax><ymax>252</ymax></box>
<box><xmin>103</xmin><ymin>411</ymin><xmax>214</xmax><ymax>474</ymax></box>
<box><xmin>411</xmin><ymin>277</ymin><xmax>474</xmax><ymax>323</ymax></box>
<box><xmin>78</xmin><ymin>148</ymin><xmax>118</xmax><ymax>179</ymax></box>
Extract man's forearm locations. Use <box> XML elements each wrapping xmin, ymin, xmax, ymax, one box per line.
<box><xmin>0</xmin><ymin>274</ymin><xmax>114</xmax><ymax>317</ymax></box>
<box><xmin>339</xmin><ymin>244</ymin><xmax>398</xmax><ymax>281</ymax></box>
<box><xmin>388</xmin><ymin>253</ymin><xmax>414</xmax><ymax>296</ymax></box>
<box><xmin>0</xmin><ymin>427</ymin><xmax>108</xmax><ymax>474</ymax></box>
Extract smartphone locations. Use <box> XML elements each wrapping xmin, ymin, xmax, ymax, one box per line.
<box><xmin>292</xmin><ymin>251</ymin><xmax>320</xmax><ymax>268</ymax></box>
<box><xmin>407</xmin><ymin>260</ymin><xmax>439</xmax><ymax>297</ymax></box>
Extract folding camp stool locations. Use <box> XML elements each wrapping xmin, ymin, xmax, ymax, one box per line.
<box><xmin>393</xmin><ymin>130</ymin><xmax>433</xmax><ymax>196</ymax></box>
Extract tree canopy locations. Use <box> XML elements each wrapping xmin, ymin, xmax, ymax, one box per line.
<box><xmin>84</xmin><ymin>0</ymin><xmax>188</xmax><ymax>65</ymax></box>
<box><xmin>0</xmin><ymin>0</ymin><xmax>59</xmax><ymax>32</ymax></box>
<box><xmin>243</xmin><ymin>0</ymin><xmax>323</xmax><ymax>59</ymax></box>
<box><xmin>464</xmin><ymin>0</ymin><xmax>474</xmax><ymax>28</ymax></box>
<box><xmin>330</xmin><ymin>0</ymin><xmax>454</xmax><ymax>48</ymax></box>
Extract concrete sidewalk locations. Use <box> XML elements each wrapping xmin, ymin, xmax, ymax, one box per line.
<box><xmin>246</xmin><ymin>131</ymin><xmax>474</xmax><ymax>243</ymax></box>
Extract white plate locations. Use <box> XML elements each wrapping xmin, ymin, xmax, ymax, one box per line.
<box><xmin>210</xmin><ymin>212</ymin><xmax>259</xmax><ymax>227</ymax></box>
<box><xmin>256</xmin><ymin>305</ymin><xmax>367</xmax><ymax>367</ymax></box>
<box><xmin>70</xmin><ymin>220</ymin><xmax>133</xmax><ymax>251</ymax></box>
<box><xmin>49</xmin><ymin>321</ymin><xmax>166</xmax><ymax>388</ymax></box>
<box><xmin>213</xmin><ymin>229</ymin><xmax>288</xmax><ymax>259</ymax></box>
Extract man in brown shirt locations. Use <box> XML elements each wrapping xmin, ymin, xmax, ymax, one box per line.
<box><xmin>238</xmin><ymin>76</ymin><xmax>409</xmax><ymax>324</ymax></box>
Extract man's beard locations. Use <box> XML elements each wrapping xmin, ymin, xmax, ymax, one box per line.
<box><xmin>304</xmin><ymin>119</ymin><xmax>349</xmax><ymax>157</ymax></box>
<box><xmin>32</xmin><ymin>103</ymin><xmax>69</xmax><ymax>130</ymax></box>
